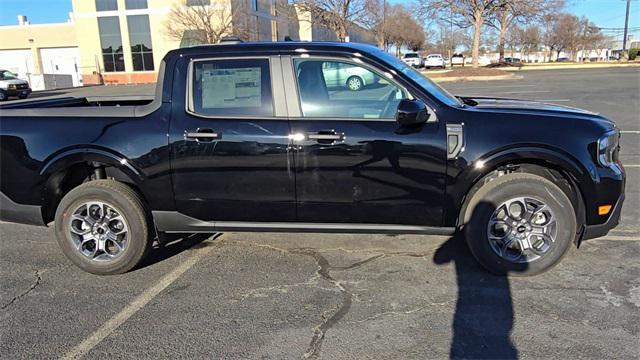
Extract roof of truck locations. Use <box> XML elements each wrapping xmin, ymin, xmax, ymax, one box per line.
<box><xmin>166</xmin><ymin>41</ymin><xmax>382</xmax><ymax>58</ymax></box>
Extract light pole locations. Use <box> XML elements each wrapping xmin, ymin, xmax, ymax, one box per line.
<box><xmin>622</xmin><ymin>0</ymin><xmax>630</xmax><ymax>53</ymax></box>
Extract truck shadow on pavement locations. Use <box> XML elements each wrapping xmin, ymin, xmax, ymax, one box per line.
<box><xmin>434</xmin><ymin>200</ymin><xmax>527</xmax><ymax>359</ymax></box>
<box><xmin>136</xmin><ymin>232</ymin><xmax>220</xmax><ymax>269</ymax></box>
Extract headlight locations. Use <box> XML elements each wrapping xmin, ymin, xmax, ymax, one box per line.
<box><xmin>8</xmin><ymin>84</ymin><xmax>16</xmax><ymax>89</ymax></box>
<box><xmin>597</xmin><ymin>130</ymin><xmax>619</xmax><ymax>167</ymax></box>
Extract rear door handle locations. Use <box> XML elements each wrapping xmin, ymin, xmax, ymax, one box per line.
<box><xmin>185</xmin><ymin>129</ymin><xmax>220</xmax><ymax>142</ymax></box>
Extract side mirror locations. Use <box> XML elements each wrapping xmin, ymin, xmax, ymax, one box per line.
<box><xmin>395</xmin><ymin>99</ymin><xmax>429</xmax><ymax>127</ymax></box>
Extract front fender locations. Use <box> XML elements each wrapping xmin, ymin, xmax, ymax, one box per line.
<box><xmin>445</xmin><ymin>145</ymin><xmax>594</xmax><ymax>226</ymax></box>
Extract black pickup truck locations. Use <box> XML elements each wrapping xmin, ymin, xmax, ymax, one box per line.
<box><xmin>0</xmin><ymin>42</ymin><xmax>625</xmax><ymax>275</ymax></box>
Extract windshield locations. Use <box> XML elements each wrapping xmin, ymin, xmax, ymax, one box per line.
<box><xmin>0</xmin><ymin>71</ymin><xmax>18</xmax><ymax>80</ymax></box>
<box><xmin>403</xmin><ymin>53</ymin><xmax>418</xmax><ymax>58</ymax></box>
<box><xmin>375</xmin><ymin>50</ymin><xmax>461</xmax><ymax>107</ymax></box>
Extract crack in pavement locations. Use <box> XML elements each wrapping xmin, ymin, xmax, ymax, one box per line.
<box><xmin>2</xmin><ymin>270</ymin><xmax>42</xmax><ymax>310</ymax></box>
<box><xmin>228</xmin><ymin>240</ymin><xmax>387</xmax><ymax>359</ymax></box>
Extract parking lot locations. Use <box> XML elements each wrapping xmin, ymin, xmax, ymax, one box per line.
<box><xmin>1</xmin><ymin>68</ymin><xmax>639</xmax><ymax>359</ymax></box>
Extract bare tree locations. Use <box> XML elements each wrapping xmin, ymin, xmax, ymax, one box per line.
<box><xmin>164</xmin><ymin>0</ymin><xmax>256</xmax><ymax>45</ymax></box>
<box><xmin>519</xmin><ymin>26</ymin><xmax>541</xmax><ymax>61</ymax></box>
<box><xmin>416</xmin><ymin>0</ymin><xmax>503</xmax><ymax>67</ymax></box>
<box><xmin>578</xmin><ymin>19</ymin><xmax>604</xmax><ymax>61</ymax></box>
<box><xmin>384</xmin><ymin>4</ymin><xmax>427</xmax><ymax>55</ymax></box>
<box><xmin>486</xmin><ymin>0</ymin><xmax>563</xmax><ymax>62</ymax></box>
<box><xmin>294</xmin><ymin>0</ymin><xmax>372</xmax><ymax>42</ymax></box>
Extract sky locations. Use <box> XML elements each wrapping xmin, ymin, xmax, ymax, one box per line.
<box><xmin>0</xmin><ymin>0</ymin><xmax>638</xmax><ymax>40</ymax></box>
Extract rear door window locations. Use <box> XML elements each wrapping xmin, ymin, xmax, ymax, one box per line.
<box><xmin>189</xmin><ymin>58</ymin><xmax>273</xmax><ymax>117</ymax></box>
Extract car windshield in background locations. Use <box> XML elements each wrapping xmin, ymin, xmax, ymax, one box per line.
<box><xmin>404</xmin><ymin>53</ymin><xmax>419</xmax><ymax>58</ymax></box>
<box><xmin>375</xmin><ymin>50</ymin><xmax>461</xmax><ymax>107</ymax></box>
<box><xmin>0</xmin><ymin>71</ymin><xmax>18</xmax><ymax>80</ymax></box>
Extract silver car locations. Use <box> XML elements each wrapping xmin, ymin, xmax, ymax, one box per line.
<box><xmin>322</xmin><ymin>62</ymin><xmax>378</xmax><ymax>91</ymax></box>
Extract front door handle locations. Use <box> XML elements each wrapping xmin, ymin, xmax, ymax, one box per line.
<box><xmin>306</xmin><ymin>131</ymin><xmax>344</xmax><ymax>142</ymax></box>
<box><xmin>185</xmin><ymin>129</ymin><xmax>220</xmax><ymax>142</ymax></box>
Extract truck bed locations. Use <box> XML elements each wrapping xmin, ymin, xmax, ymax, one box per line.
<box><xmin>0</xmin><ymin>95</ymin><xmax>154</xmax><ymax>109</ymax></box>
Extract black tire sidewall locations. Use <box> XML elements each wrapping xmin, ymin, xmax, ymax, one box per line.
<box><xmin>465</xmin><ymin>175</ymin><xmax>576</xmax><ymax>276</ymax></box>
<box><xmin>55</xmin><ymin>184</ymin><xmax>149</xmax><ymax>275</ymax></box>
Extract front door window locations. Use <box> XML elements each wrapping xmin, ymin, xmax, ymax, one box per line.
<box><xmin>293</xmin><ymin>58</ymin><xmax>408</xmax><ymax>119</ymax></box>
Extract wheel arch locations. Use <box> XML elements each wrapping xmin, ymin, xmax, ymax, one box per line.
<box><xmin>40</xmin><ymin>147</ymin><xmax>147</xmax><ymax>224</ymax></box>
<box><xmin>453</xmin><ymin>147</ymin><xmax>590</xmax><ymax>241</ymax></box>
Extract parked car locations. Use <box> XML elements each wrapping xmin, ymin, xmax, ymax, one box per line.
<box><xmin>504</xmin><ymin>57</ymin><xmax>521</xmax><ymax>63</ymax></box>
<box><xmin>451</xmin><ymin>53</ymin><xmax>465</xmax><ymax>66</ymax></box>
<box><xmin>0</xmin><ymin>42</ymin><xmax>625</xmax><ymax>276</ymax></box>
<box><xmin>556</xmin><ymin>57</ymin><xmax>571</xmax><ymax>62</ymax></box>
<box><xmin>402</xmin><ymin>52</ymin><xmax>423</xmax><ymax>68</ymax></box>
<box><xmin>424</xmin><ymin>54</ymin><xmax>446</xmax><ymax>69</ymax></box>
<box><xmin>0</xmin><ymin>70</ymin><xmax>31</xmax><ymax>101</ymax></box>
<box><xmin>322</xmin><ymin>61</ymin><xmax>378</xmax><ymax>91</ymax></box>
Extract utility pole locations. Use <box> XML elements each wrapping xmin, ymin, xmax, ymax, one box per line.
<box><xmin>622</xmin><ymin>0</ymin><xmax>631</xmax><ymax>53</ymax></box>
<box><xmin>382</xmin><ymin>0</ymin><xmax>386</xmax><ymax>51</ymax></box>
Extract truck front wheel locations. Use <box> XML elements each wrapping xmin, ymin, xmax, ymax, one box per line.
<box><xmin>54</xmin><ymin>180</ymin><xmax>151</xmax><ymax>275</ymax></box>
<box><xmin>463</xmin><ymin>173</ymin><xmax>576</xmax><ymax>276</ymax></box>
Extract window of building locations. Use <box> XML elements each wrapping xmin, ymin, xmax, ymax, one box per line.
<box><xmin>95</xmin><ymin>0</ymin><xmax>118</xmax><ymax>11</ymax></box>
<box><xmin>293</xmin><ymin>58</ymin><xmax>408</xmax><ymax>119</ymax></box>
<box><xmin>127</xmin><ymin>15</ymin><xmax>154</xmax><ymax>71</ymax></box>
<box><xmin>186</xmin><ymin>0</ymin><xmax>210</xmax><ymax>6</ymax></box>
<box><xmin>98</xmin><ymin>17</ymin><xmax>125</xmax><ymax>72</ymax></box>
<box><xmin>190</xmin><ymin>59</ymin><xmax>273</xmax><ymax>117</ymax></box>
<box><xmin>125</xmin><ymin>0</ymin><xmax>148</xmax><ymax>9</ymax></box>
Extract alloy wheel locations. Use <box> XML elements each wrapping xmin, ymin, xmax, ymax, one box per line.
<box><xmin>487</xmin><ymin>196</ymin><xmax>557</xmax><ymax>263</ymax></box>
<box><xmin>68</xmin><ymin>201</ymin><xmax>129</xmax><ymax>262</ymax></box>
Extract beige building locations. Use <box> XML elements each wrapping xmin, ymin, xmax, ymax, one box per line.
<box><xmin>0</xmin><ymin>0</ymin><xmax>374</xmax><ymax>86</ymax></box>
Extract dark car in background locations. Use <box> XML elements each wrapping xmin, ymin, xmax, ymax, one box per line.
<box><xmin>0</xmin><ymin>42</ymin><xmax>625</xmax><ymax>276</ymax></box>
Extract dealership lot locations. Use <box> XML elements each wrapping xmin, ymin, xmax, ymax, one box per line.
<box><xmin>2</xmin><ymin>68</ymin><xmax>639</xmax><ymax>358</ymax></box>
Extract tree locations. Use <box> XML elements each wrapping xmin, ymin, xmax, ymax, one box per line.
<box><xmin>486</xmin><ymin>0</ymin><xmax>563</xmax><ymax>62</ymax></box>
<box><xmin>386</xmin><ymin>4</ymin><xmax>426</xmax><ymax>55</ymax></box>
<box><xmin>416</xmin><ymin>0</ymin><xmax>503</xmax><ymax>68</ymax></box>
<box><xmin>519</xmin><ymin>26</ymin><xmax>541</xmax><ymax>61</ymax></box>
<box><xmin>164</xmin><ymin>0</ymin><xmax>255</xmax><ymax>45</ymax></box>
<box><xmin>293</xmin><ymin>0</ymin><xmax>372</xmax><ymax>42</ymax></box>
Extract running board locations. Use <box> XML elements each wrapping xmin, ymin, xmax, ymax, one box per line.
<box><xmin>152</xmin><ymin>211</ymin><xmax>455</xmax><ymax>235</ymax></box>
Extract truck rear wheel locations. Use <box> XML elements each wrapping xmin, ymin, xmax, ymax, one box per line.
<box><xmin>54</xmin><ymin>180</ymin><xmax>151</xmax><ymax>275</ymax></box>
<box><xmin>463</xmin><ymin>173</ymin><xmax>576</xmax><ymax>276</ymax></box>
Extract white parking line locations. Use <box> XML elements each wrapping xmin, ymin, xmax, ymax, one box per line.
<box><xmin>61</xmin><ymin>238</ymin><xmax>221</xmax><ymax>360</ymax></box>
<box><xmin>621</xmin><ymin>130</ymin><xmax>640</xmax><ymax>134</ymax></box>
<box><xmin>624</xmin><ymin>164</ymin><xmax>640</xmax><ymax>168</ymax></box>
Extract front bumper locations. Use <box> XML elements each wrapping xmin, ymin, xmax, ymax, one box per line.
<box><xmin>3</xmin><ymin>88</ymin><xmax>32</xmax><ymax>97</ymax></box>
<box><xmin>582</xmin><ymin>193</ymin><xmax>624</xmax><ymax>241</ymax></box>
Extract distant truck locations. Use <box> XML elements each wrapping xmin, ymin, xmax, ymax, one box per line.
<box><xmin>0</xmin><ymin>70</ymin><xmax>31</xmax><ymax>101</ymax></box>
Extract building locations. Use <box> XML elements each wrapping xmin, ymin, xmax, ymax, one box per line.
<box><xmin>0</xmin><ymin>15</ymin><xmax>80</xmax><ymax>89</ymax></box>
<box><xmin>0</xmin><ymin>0</ymin><xmax>375</xmax><ymax>87</ymax></box>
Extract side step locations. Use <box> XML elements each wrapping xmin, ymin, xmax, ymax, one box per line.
<box><xmin>152</xmin><ymin>211</ymin><xmax>455</xmax><ymax>236</ymax></box>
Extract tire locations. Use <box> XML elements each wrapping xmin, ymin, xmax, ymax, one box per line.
<box><xmin>55</xmin><ymin>180</ymin><xmax>151</xmax><ymax>275</ymax></box>
<box><xmin>0</xmin><ymin>90</ymin><xmax>6</xmax><ymax>101</ymax></box>
<box><xmin>18</xmin><ymin>94</ymin><xmax>28</xmax><ymax>99</ymax></box>
<box><xmin>463</xmin><ymin>173</ymin><xmax>576</xmax><ymax>276</ymax></box>
<box><xmin>346</xmin><ymin>76</ymin><xmax>363</xmax><ymax>91</ymax></box>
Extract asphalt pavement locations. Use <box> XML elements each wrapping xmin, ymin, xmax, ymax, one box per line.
<box><xmin>1</xmin><ymin>67</ymin><xmax>639</xmax><ymax>359</ymax></box>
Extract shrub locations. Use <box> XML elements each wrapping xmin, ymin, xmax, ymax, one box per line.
<box><xmin>629</xmin><ymin>48</ymin><xmax>639</xmax><ymax>61</ymax></box>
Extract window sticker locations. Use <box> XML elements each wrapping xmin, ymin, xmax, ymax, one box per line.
<box><xmin>201</xmin><ymin>67</ymin><xmax>262</xmax><ymax>109</ymax></box>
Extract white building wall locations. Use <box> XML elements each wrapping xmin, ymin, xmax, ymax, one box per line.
<box><xmin>0</xmin><ymin>49</ymin><xmax>35</xmax><ymax>80</ymax></box>
<box><xmin>40</xmin><ymin>47</ymin><xmax>82</xmax><ymax>86</ymax></box>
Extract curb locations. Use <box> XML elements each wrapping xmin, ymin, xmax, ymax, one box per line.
<box><xmin>431</xmin><ymin>74</ymin><xmax>521</xmax><ymax>83</ymax></box>
<box><xmin>506</xmin><ymin>63</ymin><xmax>640</xmax><ymax>71</ymax></box>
